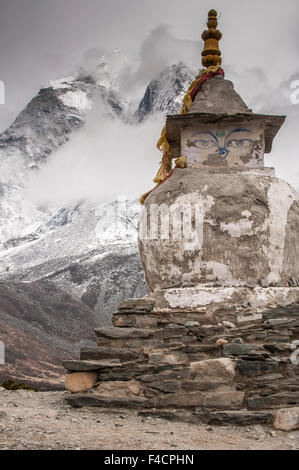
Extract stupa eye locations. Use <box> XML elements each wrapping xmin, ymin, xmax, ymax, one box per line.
<box><xmin>228</xmin><ymin>139</ymin><xmax>252</xmax><ymax>148</ymax></box>
<box><xmin>194</xmin><ymin>139</ymin><xmax>216</xmax><ymax>149</ymax></box>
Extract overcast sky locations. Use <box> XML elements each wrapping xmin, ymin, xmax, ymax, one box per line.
<box><xmin>0</xmin><ymin>0</ymin><xmax>298</xmax><ymax>193</ymax></box>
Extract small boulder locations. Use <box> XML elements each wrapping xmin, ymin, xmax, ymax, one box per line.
<box><xmin>223</xmin><ymin>321</ymin><xmax>236</xmax><ymax>329</ymax></box>
<box><xmin>97</xmin><ymin>379</ymin><xmax>142</xmax><ymax>397</ymax></box>
<box><xmin>65</xmin><ymin>372</ymin><xmax>98</xmax><ymax>393</ymax></box>
<box><xmin>190</xmin><ymin>358</ymin><xmax>236</xmax><ymax>382</ymax></box>
<box><xmin>259</xmin><ymin>277</ymin><xmax>270</xmax><ymax>288</ymax></box>
<box><xmin>216</xmin><ymin>338</ymin><xmax>229</xmax><ymax>348</ymax></box>
<box><xmin>274</xmin><ymin>407</ymin><xmax>299</xmax><ymax>431</ymax></box>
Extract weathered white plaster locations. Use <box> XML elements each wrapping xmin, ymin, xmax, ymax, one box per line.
<box><xmin>266</xmin><ymin>180</ymin><xmax>297</xmax><ymax>282</ymax></box>
<box><xmin>164</xmin><ymin>287</ymin><xmax>236</xmax><ymax>308</ymax></box>
<box><xmin>242</xmin><ymin>210</ymin><xmax>252</xmax><ymax>218</ymax></box>
<box><xmin>205</xmin><ymin>261</ymin><xmax>234</xmax><ymax>284</ymax></box>
<box><xmin>220</xmin><ymin>218</ymin><xmax>254</xmax><ymax>238</ymax></box>
<box><xmin>155</xmin><ymin>286</ymin><xmax>299</xmax><ymax>312</ymax></box>
<box><xmin>139</xmin><ymin>168</ymin><xmax>298</xmax><ymax>291</ymax></box>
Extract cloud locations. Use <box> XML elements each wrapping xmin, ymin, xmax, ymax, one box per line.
<box><xmin>116</xmin><ymin>25</ymin><xmax>200</xmax><ymax>100</ymax></box>
<box><xmin>26</xmin><ymin>94</ymin><xmax>165</xmax><ymax>206</ymax></box>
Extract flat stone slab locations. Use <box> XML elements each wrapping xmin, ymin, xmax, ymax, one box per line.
<box><xmin>94</xmin><ymin>327</ymin><xmax>155</xmax><ymax>339</ymax></box>
<box><xmin>236</xmin><ymin>360</ymin><xmax>278</xmax><ymax>377</ymax></box>
<box><xmin>118</xmin><ymin>298</ymin><xmax>155</xmax><ymax>313</ymax></box>
<box><xmin>223</xmin><ymin>343</ymin><xmax>265</xmax><ymax>357</ymax></box>
<box><xmin>62</xmin><ymin>360</ymin><xmax>123</xmax><ymax>372</ymax></box>
<box><xmin>138</xmin><ymin>409</ymin><xmax>196</xmax><ymax>423</ymax></box>
<box><xmin>205</xmin><ymin>410</ymin><xmax>274</xmax><ymax>425</ymax></box>
<box><xmin>65</xmin><ymin>394</ymin><xmax>150</xmax><ymax>409</ymax></box>
<box><xmin>80</xmin><ymin>347</ymin><xmax>140</xmax><ymax>362</ymax></box>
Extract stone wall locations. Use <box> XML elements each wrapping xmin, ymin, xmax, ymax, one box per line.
<box><xmin>64</xmin><ymin>293</ymin><xmax>299</xmax><ymax>426</ymax></box>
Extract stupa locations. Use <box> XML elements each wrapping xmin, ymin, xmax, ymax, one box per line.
<box><xmin>63</xmin><ymin>10</ymin><xmax>299</xmax><ymax>427</ymax></box>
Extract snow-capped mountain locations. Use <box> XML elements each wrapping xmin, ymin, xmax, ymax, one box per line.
<box><xmin>136</xmin><ymin>63</ymin><xmax>196</xmax><ymax>121</ymax></box>
<box><xmin>0</xmin><ymin>58</ymin><xmax>197</xmax><ymax>387</ymax></box>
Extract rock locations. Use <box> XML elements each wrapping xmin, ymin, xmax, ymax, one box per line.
<box><xmin>205</xmin><ymin>410</ymin><xmax>273</xmax><ymax>426</ymax></box>
<box><xmin>247</xmin><ymin>396</ymin><xmax>266</xmax><ymax>410</ymax></box>
<box><xmin>112</xmin><ymin>314</ymin><xmax>136</xmax><ymax>327</ymax></box>
<box><xmin>0</xmin><ymin>411</ymin><xmax>7</xmax><ymax>420</ymax></box>
<box><xmin>138</xmin><ymin>409</ymin><xmax>196</xmax><ymax>423</ymax></box>
<box><xmin>289</xmin><ymin>278</ymin><xmax>298</xmax><ymax>287</ymax></box>
<box><xmin>113</xmin><ymin>314</ymin><xmax>159</xmax><ymax>328</ymax></box>
<box><xmin>156</xmin><ymin>392</ymin><xmax>204</xmax><ymax>408</ymax></box>
<box><xmin>62</xmin><ymin>360</ymin><xmax>121</xmax><ymax>372</ymax></box>
<box><xmin>223</xmin><ymin>343</ymin><xmax>264</xmax><ymax>357</ymax></box>
<box><xmin>232</xmin><ymin>338</ymin><xmax>243</xmax><ymax>344</ymax></box>
<box><xmin>80</xmin><ymin>347</ymin><xmax>140</xmax><ymax>362</ymax></box>
<box><xmin>148</xmin><ymin>351</ymin><xmax>188</xmax><ymax>365</ymax></box>
<box><xmin>203</xmin><ymin>390</ymin><xmax>245</xmax><ymax>409</ymax></box>
<box><xmin>263</xmin><ymin>343</ymin><xmax>292</xmax><ymax>354</ymax></box>
<box><xmin>139</xmin><ymin>368</ymin><xmax>189</xmax><ymax>383</ymax></box>
<box><xmin>223</xmin><ymin>321</ymin><xmax>236</xmax><ymax>329</ymax></box>
<box><xmin>183</xmin><ymin>344</ymin><xmax>218</xmax><ymax>354</ymax></box>
<box><xmin>97</xmin><ymin>380</ymin><xmax>142</xmax><ymax>396</ymax></box>
<box><xmin>118</xmin><ymin>298</ymin><xmax>155</xmax><ymax>313</ymax></box>
<box><xmin>237</xmin><ymin>314</ymin><xmax>263</xmax><ymax>325</ymax></box>
<box><xmin>274</xmin><ymin>407</ymin><xmax>299</xmax><ymax>431</ymax></box>
<box><xmin>254</xmin><ymin>373</ymin><xmax>284</xmax><ymax>383</ymax></box>
<box><xmin>182</xmin><ymin>380</ymin><xmax>226</xmax><ymax>392</ymax></box>
<box><xmin>185</xmin><ymin>321</ymin><xmax>200</xmax><ymax>327</ymax></box>
<box><xmin>94</xmin><ymin>327</ymin><xmax>155</xmax><ymax>339</ymax></box>
<box><xmin>190</xmin><ymin>358</ymin><xmax>236</xmax><ymax>382</ymax></box>
<box><xmin>154</xmin><ymin>326</ymin><xmax>186</xmax><ymax>339</ymax></box>
<box><xmin>242</xmin><ymin>351</ymin><xmax>269</xmax><ymax>361</ymax></box>
<box><xmin>66</xmin><ymin>393</ymin><xmax>150</xmax><ymax>408</ymax></box>
<box><xmin>65</xmin><ymin>372</ymin><xmax>98</xmax><ymax>393</ymax></box>
<box><xmin>264</xmin><ymin>317</ymin><xmax>293</xmax><ymax>327</ymax></box>
<box><xmin>265</xmin><ymin>391</ymin><xmax>299</xmax><ymax>407</ymax></box>
<box><xmin>216</xmin><ymin>338</ymin><xmax>229</xmax><ymax>348</ymax></box>
<box><xmin>147</xmin><ymin>380</ymin><xmax>179</xmax><ymax>394</ymax></box>
<box><xmin>236</xmin><ymin>360</ymin><xmax>278</xmax><ymax>377</ymax></box>
<box><xmin>259</xmin><ymin>278</ymin><xmax>270</xmax><ymax>288</ymax></box>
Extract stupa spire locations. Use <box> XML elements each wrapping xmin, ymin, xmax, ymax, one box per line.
<box><xmin>201</xmin><ymin>9</ymin><xmax>222</xmax><ymax>68</ymax></box>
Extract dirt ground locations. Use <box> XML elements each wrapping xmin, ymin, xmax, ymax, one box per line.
<box><xmin>0</xmin><ymin>389</ymin><xmax>298</xmax><ymax>451</ymax></box>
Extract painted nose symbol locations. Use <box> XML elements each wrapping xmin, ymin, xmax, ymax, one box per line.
<box><xmin>219</xmin><ymin>147</ymin><xmax>229</xmax><ymax>160</ymax></box>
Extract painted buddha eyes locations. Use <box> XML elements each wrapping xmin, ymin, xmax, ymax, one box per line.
<box><xmin>227</xmin><ymin>139</ymin><xmax>252</xmax><ymax>148</ymax></box>
<box><xmin>186</xmin><ymin>129</ymin><xmax>254</xmax><ymax>162</ymax></box>
<box><xmin>193</xmin><ymin>139</ymin><xmax>216</xmax><ymax>149</ymax></box>
<box><xmin>192</xmin><ymin>138</ymin><xmax>252</xmax><ymax>149</ymax></box>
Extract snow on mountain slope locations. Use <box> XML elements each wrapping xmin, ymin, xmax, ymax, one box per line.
<box><xmin>136</xmin><ymin>63</ymin><xmax>197</xmax><ymax>121</ymax></box>
<box><xmin>0</xmin><ymin>60</ymin><xmax>131</xmax><ymax>240</ymax></box>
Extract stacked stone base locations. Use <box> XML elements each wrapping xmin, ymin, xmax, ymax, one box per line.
<box><xmin>63</xmin><ymin>287</ymin><xmax>299</xmax><ymax>427</ymax></box>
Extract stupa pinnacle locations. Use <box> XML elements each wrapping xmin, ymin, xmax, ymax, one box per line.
<box><xmin>201</xmin><ymin>9</ymin><xmax>222</xmax><ymax>68</ymax></box>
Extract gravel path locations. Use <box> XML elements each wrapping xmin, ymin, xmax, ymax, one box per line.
<box><xmin>0</xmin><ymin>389</ymin><xmax>298</xmax><ymax>450</ymax></box>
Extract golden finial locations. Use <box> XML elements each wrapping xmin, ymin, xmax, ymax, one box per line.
<box><xmin>201</xmin><ymin>9</ymin><xmax>222</xmax><ymax>68</ymax></box>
